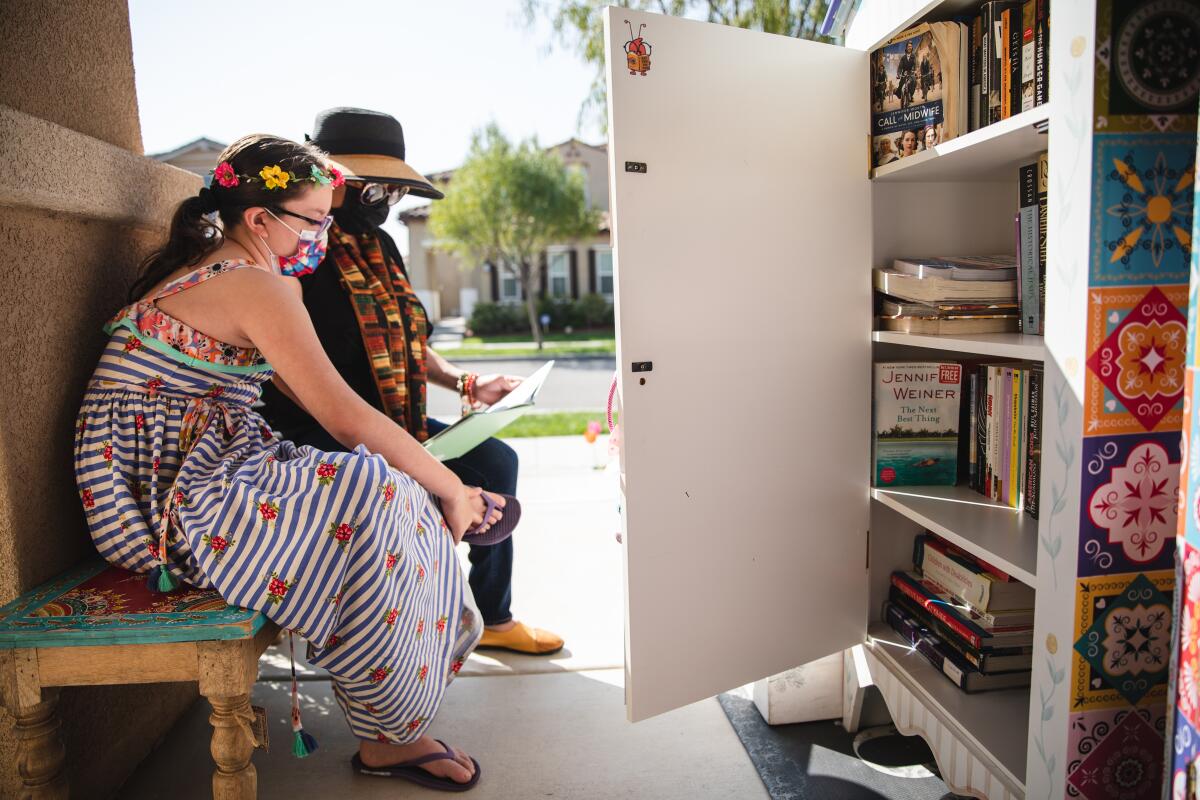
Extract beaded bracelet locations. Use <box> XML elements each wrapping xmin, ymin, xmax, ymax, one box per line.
<box><xmin>458</xmin><ymin>373</ymin><xmax>479</xmax><ymax>416</ymax></box>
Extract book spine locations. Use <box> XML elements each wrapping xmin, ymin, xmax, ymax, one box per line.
<box><xmin>1009</xmin><ymin>5</ymin><xmax>1022</xmax><ymax>117</ymax></box>
<box><xmin>981</xmin><ymin>4</ymin><xmax>995</xmax><ymax>125</ymax></box>
<box><xmin>1021</xmin><ymin>0</ymin><xmax>1036</xmax><ymax>111</ymax></box>
<box><xmin>922</xmin><ymin>540</ymin><xmax>992</xmax><ymax>609</ymax></box>
<box><xmin>1037</xmin><ymin>151</ymin><xmax>1048</xmax><ymax>333</ymax></box>
<box><xmin>1014</xmin><ymin>213</ymin><xmax>1023</xmax><ymax>332</ymax></box>
<box><xmin>885</xmin><ymin>603</ymin><xmax>969</xmax><ymax>688</ymax></box>
<box><xmin>1025</xmin><ymin>368</ymin><xmax>1043</xmax><ymax>518</ymax></box>
<box><xmin>891</xmin><ymin>572</ymin><xmax>985</xmax><ymax>649</ymax></box>
<box><xmin>1012</xmin><ymin>369</ymin><xmax>1022</xmax><ymax>506</ymax></box>
<box><xmin>1010</xmin><ymin>367</ymin><xmax>1020</xmax><ymax>508</ymax></box>
<box><xmin>1019</xmin><ymin>162</ymin><xmax>1040</xmax><ymax>335</ymax></box>
<box><xmin>1034</xmin><ymin>0</ymin><xmax>1048</xmax><ymax>106</ymax></box>
<box><xmin>968</xmin><ymin>372</ymin><xmax>978</xmax><ymax>490</ymax></box>
<box><xmin>987</xmin><ymin>366</ymin><xmax>998</xmax><ymax>499</ymax></box>
<box><xmin>969</xmin><ymin>16</ymin><xmax>980</xmax><ymax>131</ymax></box>
<box><xmin>1006</xmin><ymin>367</ymin><xmax>1016</xmax><ymax>506</ymax></box>
<box><xmin>1001</xmin><ymin>9</ymin><xmax>1011</xmax><ymax>119</ymax></box>
<box><xmin>1019</xmin><ymin>368</ymin><xmax>1029</xmax><ymax>510</ymax></box>
<box><xmin>975</xmin><ymin>364</ymin><xmax>988</xmax><ymax>495</ymax></box>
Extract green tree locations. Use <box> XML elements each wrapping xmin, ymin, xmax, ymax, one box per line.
<box><xmin>524</xmin><ymin>0</ymin><xmax>837</xmax><ymax>131</ymax></box>
<box><xmin>430</xmin><ymin>123</ymin><xmax>597</xmax><ymax>349</ymax></box>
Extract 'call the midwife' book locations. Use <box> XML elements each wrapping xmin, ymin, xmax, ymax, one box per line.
<box><xmin>873</xmin><ymin>362</ymin><xmax>962</xmax><ymax>487</ymax></box>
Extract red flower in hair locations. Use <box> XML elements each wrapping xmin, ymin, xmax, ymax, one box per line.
<box><xmin>214</xmin><ymin>162</ymin><xmax>239</xmax><ymax>188</ymax></box>
<box><xmin>328</xmin><ymin>166</ymin><xmax>345</xmax><ymax>188</ymax></box>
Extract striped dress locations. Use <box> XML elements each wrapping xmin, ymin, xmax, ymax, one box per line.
<box><xmin>73</xmin><ymin>260</ymin><xmax>479</xmax><ymax>743</ymax></box>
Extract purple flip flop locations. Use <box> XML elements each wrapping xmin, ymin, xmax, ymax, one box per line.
<box><xmin>462</xmin><ymin>494</ymin><xmax>521</xmax><ymax>546</ymax></box>
<box><xmin>351</xmin><ymin>740</ymin><xmax>481</xmax><ymax>792</ymax></box>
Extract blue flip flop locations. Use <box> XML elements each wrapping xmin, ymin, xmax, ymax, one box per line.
<box><xmin>351</xmin><ymin>739</ymin><xmax>481</xmax><ymax>792</ymax></box>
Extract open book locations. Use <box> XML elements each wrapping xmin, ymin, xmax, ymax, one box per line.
<box><xmin>423</xmin><ymin>361</ymin><xmax>555</xmax><ymax>461</ymax></box>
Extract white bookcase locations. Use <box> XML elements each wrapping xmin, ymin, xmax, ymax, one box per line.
<box><xmin>602</xmin><ymin>3</ymin><xmax>1095</xmax><ymax>798</ymax></box>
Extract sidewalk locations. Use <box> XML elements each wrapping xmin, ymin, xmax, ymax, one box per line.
<box><xmin>119</xmin><ymin>437</ymin><xmax>768</xmax><ymax>799</ymax></box>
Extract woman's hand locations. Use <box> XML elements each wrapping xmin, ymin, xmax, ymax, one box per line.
<box><xmin>439</xmin><ymin>485</ymin><xmax>506</xmax><ymax>544</ymax></box>
<box><xmin>471</xmin><ymin>374</ymin><xmax>524</xmax><ymax>407</ymax></box>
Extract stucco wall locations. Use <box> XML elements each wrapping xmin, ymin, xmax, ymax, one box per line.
<box><xmin>0</xmin><ymin>1</ymin><xmax>209</xmax><ymax>795</ymax></box>
<box><xmin>0</xmin><ymin>0</ymin><xmax>143</xmax><ymax>154</ymax></box>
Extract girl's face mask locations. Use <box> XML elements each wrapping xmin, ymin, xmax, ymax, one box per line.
<box><xmin>263</xmin><ymin>209</ymin><xmax>331</xmax><ymax>277</ymax></box>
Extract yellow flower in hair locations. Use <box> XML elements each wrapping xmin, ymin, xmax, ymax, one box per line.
<box><xmin>259</xmin><ymin>165</ymin><xmax>289</xmax><ymax>190</ymax></box>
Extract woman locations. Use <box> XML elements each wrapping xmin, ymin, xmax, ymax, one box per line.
<box><xmin>74</xmin><ymin>134</ymin><xmax>500</xmax><ymax>790</ymax></box>
<box><xmin>896</xmin><ymin>128</ymin><xmax>919</xmax><ymax>158</ymax></box>
<box><xmin>922</xmin><ymin>123</ymin><xmax>938</xmax><ymax>151</ymax></box>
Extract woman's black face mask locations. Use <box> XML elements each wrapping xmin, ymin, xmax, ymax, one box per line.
<box><xmin>334</xmin><ymin>185</ymin><xmax>391</xmax><ymax>233</ymax></box>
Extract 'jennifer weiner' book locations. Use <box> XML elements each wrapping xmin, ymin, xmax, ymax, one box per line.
<box><xmin>873</xmin><ymin>362</ymin><xmax>963</xmax><ymax>487</ymax></box>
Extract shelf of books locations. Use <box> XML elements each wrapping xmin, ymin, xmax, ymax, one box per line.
<box><xmin>865</xmin><ymin>621</ymin><xmax>1030</xmax><ymax>786</ymax></box>
<box><xmin>872</xmin><ymin>105</ymin><xmax>1049</xmax><ymax>183</ymax></box>
<box><xmin>872</xmin><ymin>485</ymin><xmax>1038</xmax><ymax>585</ymax></box>
<box><xmin>872</xmin><ymin>331</ymin><xmax>1044</xmax><ymax>360</ymax></box>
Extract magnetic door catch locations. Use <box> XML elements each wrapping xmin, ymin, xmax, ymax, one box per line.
<box><xmin>625</xmin><ymin>161</ymin><xmax>648</xmax><ymax>174</ymax></box>
<box><xmin>632</xmin><ymin>362</ymin><xmax>653</xmax><ymax>373</ymax></box>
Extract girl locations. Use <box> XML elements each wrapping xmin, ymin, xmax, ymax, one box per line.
<box><xmin>75</xmin><ymin>133</ymin><xmax>505</xmax><ymax>790</ymax></box>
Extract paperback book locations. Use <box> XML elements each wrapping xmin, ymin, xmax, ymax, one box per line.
<box><xmin>873</xmin><ymin>362</ymin><xmax>962</xmax><ymax>487</ymax></box>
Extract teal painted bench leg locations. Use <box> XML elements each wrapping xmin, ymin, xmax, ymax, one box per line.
<box><xmin>0</xmin><ymin>651</ymin><xmax>68</xmax><ymax>800</ymax></box>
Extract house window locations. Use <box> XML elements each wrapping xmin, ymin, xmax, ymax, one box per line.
<box><xmin>498</xmin><ymin>261</ymin><xmax>521</xmax><ymax>303</ymax></box>
<box><xmin>594</xmin><ymin>246</ymin><xmax>613</xmax><ymax>299</ymax></box>
<box><xmin>547</xmin><ymin>248</ymin><xmax>571</xmax><ymax>298</ymax></box>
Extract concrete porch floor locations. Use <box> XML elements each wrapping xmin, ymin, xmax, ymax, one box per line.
<box><xmin>119</xmin><ymin>436</ymin><xmax>771</xmax><ymax>799</ymax></box>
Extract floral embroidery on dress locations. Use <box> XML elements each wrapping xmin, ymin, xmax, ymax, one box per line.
<box><xmin>315</xmin><ymin>462</ymin><xmax>339</xmax><ymax>486</ymax></box>
<box><xmin>368</xmin><ymin>665</ymin><xmax>393</xmax><ymax>684</ymax></box>
<box><xmin>258</xmin><ymin>500</ymin><xmax>279</xmax><ymax>525</ymax></box>
<box><xmin>328</xmin><ymin>521</ymin><xmax>355</xmax><ymax>549</ymax></box>
<box><xmin>104</xmin><ymin>261</ymin><xmax>269</xmax><ymax>371</ymax></box>
<box><xmin>385</xmin><ymin>551</ymin><xmax>399</xmax><ymax>575</ymax></box>
<box><xmin>201</xmin><ymin>533</ymin><xmax>235</xmax><ymax>561</ymax></box>
<box><xmin>265</xmin><ymin>572</ymin><xmax>293</xmax><ymax>604</ymax></box>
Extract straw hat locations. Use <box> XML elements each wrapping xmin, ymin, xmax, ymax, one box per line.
<box><xmin>308</xmin><ymin>107</ymin><xmax>444</xmax><ymax>200</ymax></box>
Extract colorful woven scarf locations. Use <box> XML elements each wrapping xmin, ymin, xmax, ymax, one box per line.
<box><xmin>327</xmin><ymin>221</ymin><xmax>429</xmax><ymax>441</ymax></box>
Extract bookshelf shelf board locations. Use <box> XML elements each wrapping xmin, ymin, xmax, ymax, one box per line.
<box><xmin>872</xmin><ymin>105</ymin><xmax>1050</xmax><ymax>183</ymax></box>
<box><xmin>871</xmin><ymin>485</ymin><xmax>1038</xmax><ymax>586</ymax></box>
<box><xmin>872</xmin><ymin>331</ymin><xmax>1045</xmax><ymax>360</ymax></box>
<box><xmin>865</xmin><ymin>622</ymin><xmax>1029</xmax><ymax>788</ymax></box>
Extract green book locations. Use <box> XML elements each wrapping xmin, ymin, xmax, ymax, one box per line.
<box><xmin>423</xmin><ymin>361</ymin><xmax>555</xmax><ymax>461</ymax></box>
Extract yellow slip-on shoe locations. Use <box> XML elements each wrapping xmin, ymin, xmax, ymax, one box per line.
<box><xmin>477</xmin><ymin>621</ymin><xmax>564</xmax><ymax>655</ymax></box>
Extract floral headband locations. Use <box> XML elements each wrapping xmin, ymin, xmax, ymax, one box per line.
<box><xmin>211</xmin><ymin>161</ymin><xmax>345</xmax><ymax>191</ymax></box>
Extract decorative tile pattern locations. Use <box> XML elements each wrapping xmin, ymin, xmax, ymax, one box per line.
<box><xmin>1094</xmin><ymin>0</ymin><xmax>1200</xmax><ymax>133</ymax></box>
<box><xmin>1086</xmin><ymin>285</ymin><xmax>1187</xmax><ymax>435</ymax></box>
<box><xmin>1079</xmin><ymin>432</ymin><xmax>1180</xmax><ymax>577</ymax></box>
<box><xmin>1072</xmin><ymin>570</ymin><xmax>1174</xmax><ymax>710</ymax></box>
<box><xmin>1066</xmin><ymin>706</ymin><xmax>1167</xmax><ymax>799</ymax></box>
<box><xmin>1089</xmin><ymin>133</ymin><xmax>1195</xmax><ymax>286</ymax></box>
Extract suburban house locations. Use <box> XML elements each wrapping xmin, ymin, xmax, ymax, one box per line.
<box><xmin>149</xmin><ymin>136</ymin><xmax>226</xmax><ymax>178</ymax></box>
<box><xmin>398</xmin><ymin>138</ymin><xmax>613</xmax><ymax>322</ymax></box>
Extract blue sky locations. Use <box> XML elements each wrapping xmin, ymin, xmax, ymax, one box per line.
<box><xmin>128</xmin><ymin>0</ymin><xmax>606</xmax><ymax>248</ymax></box>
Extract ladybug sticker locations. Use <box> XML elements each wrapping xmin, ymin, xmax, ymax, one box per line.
<box><xmin>624</xmin><ymin>20</ymin><xmax>652</xmax><ymax>76</ymax></box>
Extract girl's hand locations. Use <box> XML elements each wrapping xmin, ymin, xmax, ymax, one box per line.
<box><xmin>440</xmin><ymin>485</ymin><xmax>505</xmax><ymax>544</ymax></box>
<box><xmin>471</xmin><ymin>374</ymin><xmax>523</xmax><ymax>407</ymax></box>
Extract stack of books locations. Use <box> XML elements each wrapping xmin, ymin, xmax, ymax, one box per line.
<box><xmin>874</xmin><ymin>256</ymin><xmax>1019</xmax><ymax>335</ymax></box>
<box><xmin>884</xmin><ymin>532</ymin><xmax>1034</xmax><ymax>693</ymax></box>
<box><xmin>973</xmin><ymin>0</ymin><xmax>1051</xmax><ymax>131</ymax></box>
<box><xmin>966</xmin><ymin>362</ymin><xmax>1043</xmax><ymax>516</ymax></box>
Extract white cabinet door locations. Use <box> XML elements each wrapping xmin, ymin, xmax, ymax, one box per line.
<box><xmin>605</xmin><ymin>9</ymin><xmax>873</xmax><ymax>722</ymax></box>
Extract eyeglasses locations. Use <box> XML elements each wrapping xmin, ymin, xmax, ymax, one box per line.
<box><xmin>357</xmin><ymin>182</ymin><xmax>410</xmax><ymax>206</ymax></box>
<box><xmin>272</xmin><ymin>207</ymin><xmax>332</xmax><ymax>231</ymax></box>
<box><xmin>270</xmin><ymin>207</ymin><xmax>332</xmax><ymax>238</ymax></box>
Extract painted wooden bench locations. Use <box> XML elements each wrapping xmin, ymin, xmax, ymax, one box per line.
<box><xmin>0</xmin><ymin>560</ymin><xmax>278</xmax><ymax>799</ymax></box>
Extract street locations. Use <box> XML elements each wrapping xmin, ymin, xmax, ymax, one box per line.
<box><xmin>427</xmin><ymin>356</ymin><xmax>617</xmax><ymax>418</ymax></box>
